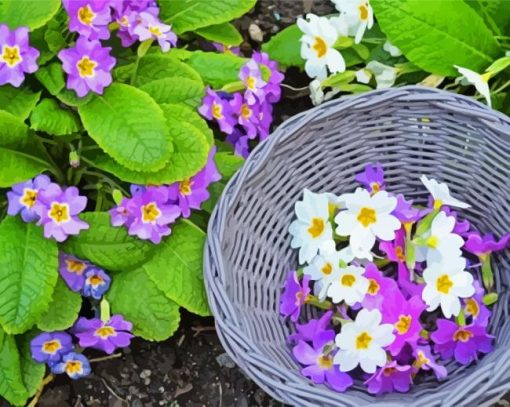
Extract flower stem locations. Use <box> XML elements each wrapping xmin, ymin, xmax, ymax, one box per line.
<box><xmin>27</xmin><ymin>374</ymin><xmax>54</xmax><ymax>407</ymax></box>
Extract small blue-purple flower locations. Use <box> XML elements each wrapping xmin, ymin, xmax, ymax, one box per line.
<box><xmin>82</xmin><ymin>267</ymin><xmax>111</xmax><ymax>299</ymax></box>
<box><xmin>355</xmin><ymin>163</ymin><xmax>385</xmax><ymax>193</ymax></box>
<box><xmin>239</xmin><ymin>59</ymin><xmax>267</xmax><ymax>105</ymax></box>
<box><xmin>50</xmin><ymin>352</ymin><xmax>91</xmax><ymax>379</ymax></box>
<box><xmin>59</xmin><ymin>252</ymin><xmax>90</xmax><ymax>292</ymax></box>
<box><xmin>225</xmin><ymin>127</ymin><xmax>250</xmax><ymax>158</ymax></box>
<box><xmin>62</xmin><ymin>0</ymin><xmax>112</xmax><ymax>40</ymax></box>
<box><xmin>73</xmin><ymin>315</ymin><xmax>134</xmax><ymax>354</ymax></box>
<box><xmin>30</xmin><ymin>332</ymin><xmax>73</xmax><ymax>363</ymax></box>
<box><xmin>7</xmin><ymin>174</ymin><xmax>51</xmax><ymax>222</ymax></box>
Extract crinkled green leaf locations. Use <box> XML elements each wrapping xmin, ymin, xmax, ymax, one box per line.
<box><xmin>160</xmin><ymin>0</ymin><xmax>256</xmax><ymax>34</ymax></box>
<box><xmin>17</xmin><ymin>330</ymin><xmax>45</xmax><ymax>399</ymax></box>
<box><xmin>262</xmin><ymin>24</ymin><xmax>303</xmax><ymax>69</ymax></box>
<box><xmin>37</xmin><ymin>279</ymin><xmax>81</xmax><ymax>331</ymax></box>
<box><xmin>62</xmin><ymin>212</ymin><xmax>157</xmax><ymax>272</ymax></box>
<box><xmin>371</xmin><ymin>0</ymin><xmax>501</xmax><ymax>76</ymax></box>
<box><xmin>144</xmin><ymin>220</ymin><xmax>209</xmax><ymax>316</ymax></box>
<box><xmin>140</xmin><ymin>77</ymin><xmax>204</xmax><ymax>107</ymax></box>
<box><xmin>161</xmin><ymin>102</ymin><xmax>213</xmax><ymax>147</ymax></box>
<box><xmin>78</xmin><ymin>83</ymin><xmax>172</xmax><ymax>172</ymax></box>
<box><xmin>0</xmin><ymin>87</ymin><xmax>40</xmax><ymax>120</ymax></box>
<box><xmin>0</xmin><ymin>0</ymin><xmax>60</xmax><ymax>30</ymax></box>
<box><xmin>195</xmin><ymin>22</ymin><xmax>243</xmax><ymax>46</ymax></box>
<box><xmin>0</xmin><ymin>329</ymin><xmax>27</xmax><ymax>406</ymax></box>
<box><xmin>186</xmin><ymin>51</ymin><xmax>247</xmax><ymax>88</ymax></box>
<box><xmin>0</xmin><ymin>217</ymin><xmax>58</xmax><ymax>334</ymax></box>
<box><xmin>35</xmin><ymin>62</ymin><xmax>65</xmax><ymax>96</ymax></box>
<box><xmin>133</xmin><ymin>54</ymin><xmax>202</xmax><ymax>86</ymax></box>
<box><xmin>107</xmin><ymin>268</ymin><xmax>181</xmax><ymax>341</ymax></box>
<box><xmin>465</xmin><ymin>0</ymin><xmax>510</xmax><ymax>36</ymax></box>
<box><xmin>56</xmin><ymin>88</ymin><xmax>93</xmax><ymax>107</ymax></box>
<box><xmin>30</xmin><ymin>99</ymin><xmax>81</xmax><ymax>136</ymax></box>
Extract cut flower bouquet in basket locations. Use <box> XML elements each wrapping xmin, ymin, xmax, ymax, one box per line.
<box><xmin>281</xmin><ymin>164</ymin><xmax>507</xmax><ymax>395</ymax></box>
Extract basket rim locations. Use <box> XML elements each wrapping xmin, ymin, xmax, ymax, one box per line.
<box><xmin>204</xmin><ymin>86</ymin><xmax>510</xmax><ymax>406</ymax></box>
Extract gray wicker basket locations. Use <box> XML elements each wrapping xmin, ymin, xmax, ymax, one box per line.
<box><xmin>204</xmin><ymin>86</ymin><xmax>510</xmax><ymax>407</ymax></box>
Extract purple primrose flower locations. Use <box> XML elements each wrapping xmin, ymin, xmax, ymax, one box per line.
<box><xmin>30</xmin><ymin>332</ymin><xmax>73</xmax><ymax>363</ymax></box>
<box><xmin>464</xmin><ymin>231</ymin><xmax>510</xmax><ymax>258</ymax></box>
<box><xmin>50</xmin><ymin>352</ymin><xmax>91</xmax><ymax>379</ymax></box>
<box><xmin>355</xmin><ymin>163</ymin><xmax>385</xmax><ymax>194</ymax></box>
<box><xmin>83</xmin><ymin>267</ymin><xmax>111</xmax><ymax>299</ymax></box>
<box><xmin>463</xmin><ymin>280</ymin><xmax>491</xmax><ymax>327</ymax></box>
<box><xmin>62</xmin><ymin>0</ymin><xmax>112</xmax><ymax>40</ymax></box>
<box><xmin>73</xmin><ymin>315</ymin><xmax>134</xmax><ymax>354</ymax></box>
<box><xmin>289</xmin><ymin>311</ymin><xmax>333</xmax><ymax>343</ymax></box>
<box><xmin>361</xmin><ymin>263</ymin><xmax>398</xmax><ymax>311</ymax></box>
<box><xmin>239</xmin><ymin>59</ymin><xmax>267</xmax><ymax>105</ymax></box>
<box><xmin>199</xmin><ymin>88</ymin><xmax>236</xmax><ymax>134</ymax></box>
<box><xmin>59</xmin><ymin>252</ymin><xmax>90</xmax><ymax>292</ymax></box>
<box><xmin>280</xmin><ymin>271</ymin><xmax>311</xmax><ymax>322</ymax></box>
<box><xmin>229</xmin><ymin>92</ymin><xmax>261</xmax><ymax>138</ymax></box>
<box><xmin>252</xmin><ymin>51</ymin><xmax>284</xmax><ymax>103</ymax></box>
<box><xmin>7</xmin><ymin>175</ymin><xmax>51</xmax><ymax>222</ymax></box>
<box><xmin>226</xmin><ymin>127</ymin><xmax>250</xmax><ymax>158</ymax></box>
<box><xmin>133</xmin><ymin>12</ymin><xmax>177</xmax><ymax>52</ymax></box>
<box><xmin>412</xmin><ymin>345</ymin><xmax>447</xmax><ymax>380</ymax></box>
<box><xmin>365</xmin><ymin>361</ymin><xmax>413</xmax><ymax>395</ymax></box>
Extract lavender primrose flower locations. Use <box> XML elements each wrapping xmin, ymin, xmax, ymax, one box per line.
<box><xmin>392</xmin><ymin>194</ymin><xmax>429</xmax><ymax>225</ymax></box>
<box><xmin>127</xmin><ymin>186</ymin><xmax>181</xmax><ymax>244</ymax></box>
<box><xmin>355</xmin><ymin>163</ymin><xmax>385</xmax><ymax>193</ymax></box>
<box><xmin>239</xmin><ymin>59</ymin><xmax>267</xmax><ymax>105</ymax></box>
<box><xmin>62</xmin><ymin>0</ymin><xmax>112</xmax><ymax>40</ymax></box>
<box><xmin>463</xmin><ymin>280</ymin><xmax>491</xmax><ymax>327</ymax></box>
<box><xmin>293</xmin><ymin>330</ymin><xmax>353</xmax><ymax>392</ymax></box>
<box><xmin>58</xmin><ymin>36</ymin><xmax>116</xmax><ymax>97</ymax></box>
<box><xmin>212</xmin><ymin>42</ymin><xmax>240</xmax><ymax>55</ymax></box>
<box><xmin>412</xmin><ymin>345</ymin><xmax>447</xmax><ymax>380</ymax></box>
<box><xmin>361</xmin><ymin>263</ymin><xmax>398</xmax><ymax>311</ymax></box>
<box><xmin>226</xmin><ymin>127</ymin><xmax>250</xmax><ymax>158</ymax></box>
<box><xmin>73</xmin><ymin>315</ymin><xmax>134</xmax><ymax>354</ymax></box>
<box><xmin>109</xmin><ymin>196</ymin><xmax>133</xmax><ymax>227</ymax></box>
<box><xmin>431</xmin><ymin>319</ymin><xmax>493</xmax><ymax>365</ymax></box>
<box><xmin>82</xmin><ymin>267</ymin><xmax>111</xmax><ymax>299</ymax></box>
<box><xmin>166</xmin><ymin>147</ymin><xmax>221</xmax><ymax>218</ymax></box>
<box><xmin>256</xmin><ymin>100</ymin><xmax>273</xmax><ymax>141</ymax></box>
<box><xmin>365</xmin><ymin>361</ymin><xmax>413</xmax><ymax>394</ymax></box>
<box><xmin>36</xmin><ymin>183</ymin><xmax>89</xmax><ymax>242</ymax></box>
<box><xmin>464</xmin><ymin>231</ymin><xmax>510</xmax><ymax>258</ymax></box>
<box><xmin>288</xmin><ymin>311</ymin><xmax>333</xmax><ymax>343</ymax></box>
<box><xmin>0</xmin><ymin>24</ymin><xmax>39</xmax><ymax>87</ymax></box>
<box><xmin>252</xmin><ymin>51</ymin><xmax>284</xmax><ymax>103</ymax></box>
<box><xmin>133</xmin><ymin>12</ymin><xmax>177</xmax><ymax>52</ymax></box>
<box><xmin>51</xmin><ymin>352</ymin><xmax>91</xmax><ymax>379</ymax></box>
<box><xmin>280</xmin><ymin>271</ymin><xmax>311</xmax><ymax>322</ymax></box>
<box><xmin>7</xmin><ymin>175</ymin><xmax>51</xmax><ymax>222</ymax></box>
<box><xmin>199</xmin><ymin>88</ymin><xmax>236</xmax><ymax>134</ymax></box>
<box><xmin>229</xmin><ymin>92</ymin><xmax>260</xmax><ymax>138</ymax></box>
<box><xmin>111</xmin><ymin>0</ymin><xmax>160</xmax><ymax>47</ymax></box>
<box><xmin>59</xmin><ymin>252</ymin><xmax>90</xmax><ymax>292</ymax></box>
<box><xmin>30</xmin><ymin>332</ymin><xmax>73</xmax><ymax>363</ymax></box>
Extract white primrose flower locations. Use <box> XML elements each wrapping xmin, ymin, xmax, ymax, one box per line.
<box><xmin>383</xmin><ymin>40</ymin><xmax>402</xmax><ymax>57</ymax></box>
<box><xmin>335</xmin><ymin>188</ymin><xmax>400</xmax><ymax>260</ymax></box>
<box><xmin>331</xmin><ymin>0</ymin><xmax>374</xmax><ymax>43</ymax></box>
<box><xmin>455</xmin><ymin>65</ymin><xmax>492</xmax><ymax>107</ymax></box>
<box><xmin>304</xmin><ymin>247</ymin><xmax>355</xmax><ymax>299</ymax></box>
<box><xmin>334</xmin><ymin>308</ymin><xmax>395</xmax><ymax>373</ymax></box>
<box><xmin>366</xmin><ymin>61</ymin><xmax>397</xmax><ymax>89</ymax></box>
<box><xmin>297</xmin><ymin>14</ymin><xmax>346</xmax><ymax>80</ymax></box>
<box><xmin>422</xmin><ymin>256</ymin><xmax>475</xmax><ymax>318</ymax></box>
<box><xmin>421</xmin><ymin>175</ymin><xmax>470</xmax><ymax>210</ymax></box>
<box><xmin>355</xmin><ymin>68</ymin><xmax>372</xmax><ymax>84</ymax></box>
<box><xmin>289</xmin><ymin>189</ymin><xmax>335</xmax><ymax>264</ymax></box>
<box><xmin>326</xmin><ymin>263</ymin><xmax>369</xmax><ymax>305</ymax></box>
<box><xmin>415</xmin><ymin>211</ymin><xmax>465</xmax><ymax>264</ymax></box>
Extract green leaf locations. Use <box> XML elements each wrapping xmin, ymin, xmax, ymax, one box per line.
<box><xmin>56</xmin><ymin>88</ymin><xmax>94</xmax><ymax>107</ymax></box>
<box><xmin>62</xmin><ymin>212</ymin><xmax>157</xmax><ymax>272</ymax></box>
<box><xmin>30</xmin><ymin>99</ymin><xmax>81</xmax><ymax>136</ymax></box>
<box><xmin>195</xmin><ymin>22</ymin><xmax>243</xmax><ymax>45</ymax></box>
<box><xmin>17</xmin><ymin>331</ymin><xmax>45</xmax><ymax>399</ymax></box>
<box><xmin>186</xmin><ymin>51</ymin><xmax>247</xmax><ymax>88</ymax></box>
<box><xmin>262</xmin><ymin>24</ymin><xmax>304</xmax><ymax>69</ymax></box>
<box><xmin>133</xmin><ymin>54</ymin><xmax>203</xmax><ymax>86</ymax></box>
<box><xmin>140</xmin><ymin>77</ymin><xmax>204</xmax><ymax>108</ymax></box>
<box><xmin>143</xmin><ymin>220</ymin><xmax>209</xmax><ymax>316</ymax></box>
<box><xmin>0</xmin><ymin>111</ymin><xmax>49</xmax><ymax>187</ymax></box>
<box><xmin>465</xmin><ymin>0</ymin><xmax>510</xmax><ymax>36</ymax></box>
<box><xmin>0</xmin><ymin>87</ymin><xmax>40</xmax><ymax>120</ymax></box>
<box><xmin>321</xmin><ymin>71</ymin><xmax>356</xmax><ymax>88</ymax></box>
<box><xmin>0</xmin><ymin>0</ymin><xmax>60</xmax><ymax>30</ymax></box>
<box><xmin>35</xmin><ymin>62</ymin><xmax>65</xmax><ymax>96</ymax></box>
<box><xmin>160</xmin><ymin>0</ymin><xmax>256</xmax><ymax>34</ymax></box>
<box><xmin>161</xmin><ymin>103</ymin><xmax>214</xmax><ymax>147</ymax></box>
<box><xmin>107</xmin><ymin>268</ymin><xmax>181</xmax><ymax>341</ymax></box>
<box><xmin>37</xmin><ymin>279</ymin><xmax>81</xmax><ymax>331</ymax></box>
<box><xmin>0</xmin><ymin>217</ymin><xmax>58</xmax><ymax>334</ymax></box>
<box><xmin>486</xmin><ymin>56</ymin><xmax>510</xmax><ymax>76</ymax></box>
<box><xmin>78</xmin><ymin>83</ymin><xmax>172</xmax><ymax>172</ymax></box>
<box><xmin>0</xmin><ymin>329</ymin><xmax>27</xmax><ymax>406</ymax></box>
<box><xmin>371</xmin><ymin>0</ymin><xmax>501</xmax><ymax>76</ymax></box>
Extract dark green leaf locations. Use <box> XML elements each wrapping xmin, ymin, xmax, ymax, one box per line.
<box><xmin>30</xmin><ymin>99</ymin><xmax>81</xmax><ymax>136</ymax></box>
<box><xmin>262</xmin><ymin>24</ymin><xmax>303</xmax><ymax>69</ymax></box>
<box><xmin>36</xmin><ymin>279</ymin><xmax>81</xmax><ymax>331</ymax></box>
<box><xmin>195</xmin><ymin>22</ymin><xmax>243</xmax><ymax>45</ymax></box>
<box><xmin>0</xmin><ymin>87</ymin><xmax>40</xmax><ymax>120</ymax></box>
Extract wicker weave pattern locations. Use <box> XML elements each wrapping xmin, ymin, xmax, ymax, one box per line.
<box><xmin>204</xmin><ymin>86</ymin><xmax>510</xmax><ymax>407</ymax></box>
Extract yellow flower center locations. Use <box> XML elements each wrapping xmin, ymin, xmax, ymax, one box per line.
<box><xmin>312</xmin><ymin>36</ymin><xmax>327</xmax><ymax>58</ymax></box>
<box><xmin>317</xmin><ymin>355</ymin><xmax>333</xmax><ymax>369</ymax></box>
<box><xmin>436</xmin><ymin>274</ymin><xmax>453</xmax><ymax>294</ymax></box>
<box><xmin>246</xmin><ymin>75</ymin><xmax>256</xmax><ymax>90</ymax></box>
<box><xmin>212</xmin><ymin>102</ymin><xmax>223</xmax><ymax>120</ymax></box>
<box><xmin>307</xmin><ymin>217</ymin><xmax>325</xmax><ymax>238</ymax></box>
<box><xmin>66</xmin><ymin>259</ymin><xmax>87</xmax><ymax>275</ymax></box>
<box><xmin>241</xmin><ymin>104</ymin><xmax>252</xmax><ymax>119</ymax></box>
<box><xmin>88</xmin><ymin>274</ymin><xmax>104</xmax><ymax>287</ymax></box>
<box><xmin>465</xmin><ymin>298</ymin><xmax>480</xmax><ymax>317</ymax></box>
<box><xmin>20</xmin><ymin>188</ymin><xmax>38</xmax><ymax>208</ymax></box>
<box><xmin>1</xmin><ymin>45</ymin><xmax>22</xmax><ymax>67</ymax></box>
<box><xmin>95</xmin><ymin>326</ymin><xmax>117</xmax><ymax>339</ymax></box>
<box><xmin>78</xmin><ymin>5</ymin><xmax>96</xmax><ymax>25</ymax></box>
<box><xmin>76</xmin><ymin>56</ymin><xmax>97</xmax><ymax>78</ymax></box>
<box><xmin>370</xmin><ymin>183</ymin><xmax>380</xmax><ymax>193</ymax></box>
<box><xmin>42</xmin><ymin>340</ymin><xmax>62</xmax><ymax>354</ymax></box>
<box><xmin>120</xmin><ymin>15</ymin><xmax>129</xmax><ymax>26</ymax></box>
<box><xmin>383</xmin><ymin>367</ymin><xmax>396</xmax><ymax>376</ymax></box>
<box><xmin>341</xmin><ymin>274</ymin><xmax>356</xmax><ymax>287</ymax></box>
<box><xmin>480</xmin><ymin>72</ymin><xmax>491</xmax><ymax>83</ymax></box>
<box><xmin>395</xmin><ymin>246</ymin><xmax>406</xmax><ymax>262</ymax></box>
<box><xmin>149</xmin><ymin>25</ymin><xmax>162</xmax><ymax>37</ymax></box>
<box><xmin>453</xmin><ymin>328</ymin><xmax>473</xmax><ymax>343</ymax></box>
<box><xmin>355</xmin><ymin>331</ymin><xmax>372</xmax><ymax>350</ymax></box>
<box><xmin>65</xmin><ymin>360</ymin><xmax>83</xmax><ymax>375</ymax></box>
<box><xmin>49</xmin><ymin>203</ymin><xmax>70</xmax><ymax>224</ymax></box>
<box><xmin>141</xmin><ymin>202</ymin><xmax>161</xmax><ymax>223</ymax></box>
<box><xmin>367</xmin><ymin>278</ymin><xmax>380</xmax><ymax>295</ymax></box>
<box><xmin>359</xmin><ymin>3</ymin><xmax>369</xmax><ymax>21</ymax></box>
<box><xmin>414</xmin><ymin>350</ymin><xmax>430</xmax><ymax>369</ymax></box>
<box><xmin>433</xmin><ymin>199</ymin><xmax>443</xmax><ymax>210</ymax></box>
<box><xmin>426</xmin><ymin>235</ymin><xmax>439</xmax><ymax>249</ymax></box>
<box><xmin>321</xmin><ymin>262</ymin><xmax>333</xmax><ymax>276</ymax></box>
<box><xmin>395</xmin><ymin>314</ymin><xmax>412</xmax><ymax>334</ymax></box>
<box><xmin>357</xmin><ymin>207</ymin><xmax>377</xmax><ymax>227</ymax></box>
<box><xmin>179</xmin><ymin>179</ymin><xmax>193</xmax><ymax>196</ymax></box>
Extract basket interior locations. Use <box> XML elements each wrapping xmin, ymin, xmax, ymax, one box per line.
<box><xmin>214</xmin><ymin>92</ymin><xmax>510</xmax><ymax>405</ymax></box>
